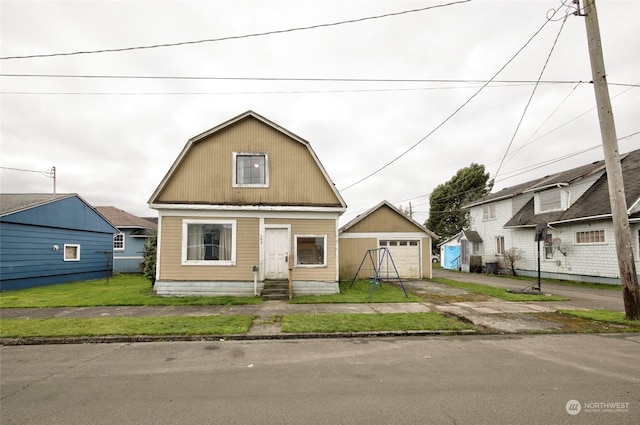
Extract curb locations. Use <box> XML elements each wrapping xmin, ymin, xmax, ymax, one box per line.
<box><xmin>0</xmin><ymin>329</ymin><xmax>477</xmax><ymax>346</ymax></box>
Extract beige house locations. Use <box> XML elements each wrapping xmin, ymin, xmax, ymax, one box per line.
<box><xmin>148</xmin><ymin>111</ymin><xmax>347</xmax><ymax>296</ymax></box>
<box><xmin>339</xmin><ymin>201</ymin><xmax>437</xmax><ymax>281</ymax></box>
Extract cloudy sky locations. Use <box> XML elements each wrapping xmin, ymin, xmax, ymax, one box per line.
<box><xmin>1</xmin><ymin>0</ymin><xmax>638</xmax><ymax>226</ymax></box>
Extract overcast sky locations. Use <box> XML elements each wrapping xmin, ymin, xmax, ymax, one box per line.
<box><xmin>1</xmin><ymin>0</ymin><xmax>638</xmax><ymax>226</ymax></box>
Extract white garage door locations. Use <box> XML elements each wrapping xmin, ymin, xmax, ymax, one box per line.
<box><xmin>379</xmin><ymin>240</ymin><xmax>421</xmax><ymax>279</ymax></box>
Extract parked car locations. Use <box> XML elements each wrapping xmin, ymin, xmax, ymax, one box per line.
<box><xmin>431</xmin><ymin>254</ymin><xmax>440</xmax><ymax>263</ymax></box>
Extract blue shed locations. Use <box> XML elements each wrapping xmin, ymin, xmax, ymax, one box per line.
<box><xmin>0</xmin><ymin>193</ymin><xmax>119</xmax><ymax>291</ymax></box>
<box><xmin>95</xmin><ymin>206</ymin><xmax>157</xmax><ymax>273</ymax></box>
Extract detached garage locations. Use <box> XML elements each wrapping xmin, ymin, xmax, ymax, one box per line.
<box><xmin>339</xmin><ymin>200</ymin><xmax>438</xmax><ymax>280</ymax></box>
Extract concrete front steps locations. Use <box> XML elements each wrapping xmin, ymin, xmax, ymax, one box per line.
<box><xmin>262</xmin><ymin>280</ymin><xmax>291</xmax><ymax>301</ymax></box>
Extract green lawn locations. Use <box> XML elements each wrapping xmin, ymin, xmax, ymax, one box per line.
<box><xmin>431</xmin><ymin>278</ymin><xmax>570</xmax><ymax>302</ymax></box>
<box><xmin>282</xmin><ymin>312</ymin><xmax>474</xmax><ymax>333</ymax></box>
<box><xmin>0</xmin><ymin>275</ymin><xmax>262</xmax><ymax>308</ymax></box>
<box><xmin>0</xmin><ymin>315</ymin><xmax>255</xmax><ymax>338</ymax></box>
<box><xmin>291</xmin><ymin>280</ymin><xmax>422</xmax><ymax>304</ymax></box>
<box><xmin>559</xmin><ymin>310</ymin><xmax>640</xmax><ymax>331</ymax></box>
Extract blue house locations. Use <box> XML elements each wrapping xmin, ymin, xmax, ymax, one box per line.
<box><xmin>95</xmin><ymin>206</ymin><xmax>157</xmax><ymax>273</ymax></box>
<box><xmin>0</xmin><ymin>193</ymin><xmax>119</xmax><ymax>291</ymax></box>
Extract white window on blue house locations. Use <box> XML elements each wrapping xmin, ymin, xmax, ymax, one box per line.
<box><xmin>113</xmin><ymin>233</ymin><xmax>125</xmax><ymax>251</ymax></box>
<box><xmin>182</xmin><ymin>220</ymin><xmax>236</xmax><ymax>265</ymax></box>
<box><xmin>233</xmin><ymin>153</ymin><xmax>268</xmax><ymax>187</ymax></box>
<box><xmin>295</xmin><ymin>235</ymin><xmax>326</xmax><ymax>266</ymax></box>
<box><xmin>64</xmin><ymin>244</ymin><xmax>80</xmax><ymax>261</ymax></box>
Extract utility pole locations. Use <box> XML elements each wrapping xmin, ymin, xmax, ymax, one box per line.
<box><xmin>580</xmin><ymin>0</ymin><xmax>639</xmax><ymax>319</ymax></box>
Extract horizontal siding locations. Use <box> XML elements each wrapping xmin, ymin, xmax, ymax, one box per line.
<box><xmin>156</xmin><ymin>117</ymin><xmax>341</xmax><ymax>207</ymax></box>
<box><xmin>339</xmin><ymin>237</ymin><xmax>378</xmax><ymax>280</ymax></box>
<box><xmin>346</xmin><ymin>205</ymin><xmax>421</xmax><ymax>233</ymax></box>
<box><xmin>0</xmin><ymin>222</ymin><xmax>113</xmax><ymax>290</ymax></box>
<box><xmin>159</xmin><ymin>216</ymin><xmax>259</xmax><ymax>281</ymax></box>
<box><xmin>266</xmin><ymin>217</ymin><xmax>337</xmax><ymax>281</ymax></box>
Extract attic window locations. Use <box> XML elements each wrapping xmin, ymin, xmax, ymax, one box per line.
<box><xmin>535</xmin><ymin>187</ymin><xmax>569</xmax><ymax>213</ymax></box>
<box><xmin>233</xmin><ymin>153</ymin><xmax>268</xmax><ymax>187</ymax></box>
<box><xmin>483</xmin><ymin>205</ymin><xmax>496</xmax><ymax>221</ymax></box>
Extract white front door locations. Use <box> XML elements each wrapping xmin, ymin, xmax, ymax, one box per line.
<box><xmin>265</xmin><ymin>228</ymin><xmax>289</xmax><ymax>280</ymax></box>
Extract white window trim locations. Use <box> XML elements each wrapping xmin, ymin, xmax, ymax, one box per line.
<box><xmin>482</xmin><ymin>204</ymin><xmax>496</xmax><ymax>221</ymax></box>
<box><xmin>535</xmin><ymin>187</ymin><xmax>570</xmax><ymax>214</ymax></box>
<box><xmin>294</xmin><ymin>234</ymin><xmax>327</xmax><ymax>268</ymax></box>
<box><xmin>64</xmin><ymin>244</ymin><xmax>81</xmax><ymax>261</ymax></box>
<box><xmin>113</xmin><ymin>233</ymin><xmax>125</xmax><ymax>251</ymax></box>
<box><xmin>181</xmin><ymin>219</ymin><xmax>237</xmax><ymax>266</ymax></box>
<box><xmin>232</xmin><ymin>152</ymin><xmax>269</xmax><ymax>188</ymax></box>
<box><xmin>496</xmin><ymin>236</ymin><xmax>505</xmax><ymax>256</ymax></box>
<box><xmin>575</xmin><ymin>229</ymin><xmax>606</xmax><ymax>245</ymax></box>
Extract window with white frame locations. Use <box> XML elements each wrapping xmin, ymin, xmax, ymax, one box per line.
<box><xmin>576</xmin><ymin>229</ymin><xmax>605</xmax><ymax>244</ymax></box>
<box><xmin>544</xmin><ymin>233</ymin><xmax>554</xmax><ymax>259</ymax></box>
<box><xmin>64</xmin><ymin>244</ymin><xmax>80</xmax><ymax>261</ymax></box>
<box><xmin>535</xmin><ymin>187</ymin><xmax>570</xmax><ymax>213</ymax></box>
<box><xmin>295</xmin><ymin>235</ymin><xmax>326</xmax><ymax>266</ymax></box>
<box><xmin>113</xmin><ymin>233</ymin><xmax>124</xmax><ymax>251</ymax></box>
<box><xmin>496</xmin><ymin>236</ymin><xmax>505</xmax><ymax>255</ymax></box>
<box><xmin>233</xmin><ymin>153</ymin><xmax>268</xmax><ymax>187</ymax></box>
<box><xmin>182</xmin><ymin>220</ymin><xmax>236</xmax><ymax>265</ymax></box>
<box><xmin>483</xmin><ymin>204</ymin><xmax>496</xmax><ymax>221</ymax></box>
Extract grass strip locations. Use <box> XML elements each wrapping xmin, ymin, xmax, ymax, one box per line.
<box><xmin>0</xmin><ymin>275</ymin><xmax>262</xmax><ymax>308</ymax></box>
<box><xmin>0</xmin><ymin>315</ymin><xmax>255</xmax><ymax>338</ymax></box>
<box><xmin>291</xmin><ymin>280</ymin><xmax>422</xmax><ymax>304</ymax></box>
<box><xmin>282</xmin><ymin>312</ymin><xmax>474</xmax><ymax>333</ymax></box>
<box><xmin>431</xmin><ymin>278</ymin><xmax>569</xmax><ymax>302</ymax></box>
<box><xmin>558</xmin><ymin>309</ymin><xmax>640</xmax><ymax>330</ymax></box>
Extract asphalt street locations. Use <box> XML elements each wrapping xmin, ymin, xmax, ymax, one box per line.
<box><xmin>1</xmin><ymin>334</ymin><xmax>638</xmax><ymax>425</ymax></box>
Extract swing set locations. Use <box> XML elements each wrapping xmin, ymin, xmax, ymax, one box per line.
<box><xmin>349</xmin><ymin>247</ymin><xmax>408</xmax><ymax>298</ymax></box>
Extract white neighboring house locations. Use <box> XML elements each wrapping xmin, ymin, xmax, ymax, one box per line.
<box><xmin>463</xmin><ymin>149</ymin><xmax>640</xmax><ymax>285</ymax></box>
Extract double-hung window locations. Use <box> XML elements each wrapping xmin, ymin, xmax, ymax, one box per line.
<box><xmin>233</xmin><ymin>153</ymin><xmax>268</xmax><ymax>187</ymax></box>
<box><xmin>182</xmin><ymin>220</ymin><xmax>236</xmax><ymax>265</ymax></box>
<box><xmin>496</xmin><ymin>236</ymin><xmax>505</xmax><ymax>255</ymax></box>
<box><xmin>113</xmin><ymin>233</ymin><xmax>125</xmax><ymax>251</ymax></box>
<box><xmin>483</xmin><ymin>205</ymin><xmax>496</xmax><ymax>221</ymax></box>
<box><xmin>295</xmin><ymin>235</ymin><xmax>326</xmax><ymax>267</ymax></box>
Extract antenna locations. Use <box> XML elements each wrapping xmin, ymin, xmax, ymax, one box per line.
<box><xmin>553</xmin><ymin>238</ymin><xmax>567</xmax><ymax>256</ymax></box>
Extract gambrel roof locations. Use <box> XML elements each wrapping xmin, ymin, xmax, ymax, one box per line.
<box><xmin>148</xmin><ymin>110</ymin><xmax>346</xmax><ymax>209</ymax></box>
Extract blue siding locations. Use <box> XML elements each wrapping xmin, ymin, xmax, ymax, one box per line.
<box><xmin>113</xmin><ymin>230</ymin><xmax>148</xmax><ymax>273</ymax></box>
<box><xmin>0</xmin><ymin>196</ymin><xmax>118</xmax><ymax>290</ymax></box>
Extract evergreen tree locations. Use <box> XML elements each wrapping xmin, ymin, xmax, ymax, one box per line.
<box><xmin>426</xmin><ymin>163</ymin><xmax>492</xmax><ymax>240</ymax></box>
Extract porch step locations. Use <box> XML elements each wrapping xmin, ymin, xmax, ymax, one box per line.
<box><xmin>262</xmin><ymin>280</ymin><xmax>290</xmax><ymax>301</ymax></box>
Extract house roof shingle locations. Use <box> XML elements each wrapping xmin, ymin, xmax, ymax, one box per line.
<box><xmin>503</xmin><ymin>149</ymin><xmax>640</xmax><ymax>227</ymax></box>
<box><xmin>94</xmin><ymin>206</ymin><xmax>157</xmax><ymax>230</ymax></box>
<box><xmin>0</xmin><ymin>193</ymin><xmax>76</xmax><ymax>217</ymax></box>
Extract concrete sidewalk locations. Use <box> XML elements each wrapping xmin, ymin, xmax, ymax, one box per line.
<box><xmin>1</xmin><ymin>272</ymin><xmax>605</xmax><ymax>342</ymax></box>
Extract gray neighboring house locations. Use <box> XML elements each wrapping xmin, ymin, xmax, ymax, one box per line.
<box><xmin>462</xmin><ymin>149</ymin><xmax>640</xmax><ymax>284</ymax></box>
<box><xmin>94</xmin><ymin>207</ymin><xmax>157</xmax><ymax>273</ymax></box>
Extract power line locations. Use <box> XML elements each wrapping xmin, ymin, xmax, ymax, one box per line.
<box><xmin>339</xmin><ymin>5</ymin><xmax>560</xmax><ymax>193</ymax></box>
<box><xmin>493</xmin><ymin>10</ymin><xmax>569</xmax><ymax>181</ymax></box>
<box><xmin>0</xmin><ymin>73</ymin><xmax>587</xmax><ymax>85</ymax></box>
<box><xmin>0</xmin><ymin>1</ymin><xmax>471</xmax><ymax>60</ymax></box>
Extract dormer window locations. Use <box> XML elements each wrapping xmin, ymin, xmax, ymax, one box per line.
<box><xmin>535</xmin><ymin>187</ymin><xmax>569</xmax><ymax>213</ymax></box>
<box><xmin>233</xmin><ymin>153</ymin><xmax>268</xmax><ymax>187</ymax></box>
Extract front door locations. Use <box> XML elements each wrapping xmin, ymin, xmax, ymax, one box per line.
<box><xmin>265</xmin><ymin>228</ymin><xmax>289</xmax><ymax>280</ymax></box>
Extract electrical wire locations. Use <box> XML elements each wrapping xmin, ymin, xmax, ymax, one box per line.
<box><xmin>339</xmin><ymin>6</ymin><xmax>560</xmax><ymax>192</ymax></box>
<box><xmin>492</xmin><ymin>11</ymin><xmax>569</xmax><ymax>181</ymax></box>
<box><xmin>0</xmin><ymin>0</ymin><xmax>471</xmax><ymax>60</ymax></box>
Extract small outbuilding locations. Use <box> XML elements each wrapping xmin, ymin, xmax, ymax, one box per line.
<box><xmin>339</xmin><ymin>200</ymin><xmax>438</xmax><ymax>280</ymax></box>
<box><xmin>0</xmin><ymin>193</ymin><xmax>119</xmax><ymax>290</ymax></box>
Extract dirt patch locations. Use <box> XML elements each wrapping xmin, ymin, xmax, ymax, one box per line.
<box><xmin>392</xmin><ymin>280</ymin><xmax>489</xmax><ymax>304</ymax></box>
<box><xmin>531</xmin><ymin>312</ymin><xmax>633</xmax><ymax>333</ymax></box>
